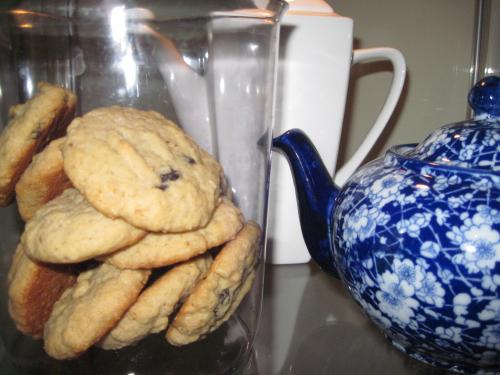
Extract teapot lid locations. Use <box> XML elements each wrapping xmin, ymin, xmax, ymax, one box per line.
<box><xmin>407</xmin><ymin>76</ymin><xmax>500</xmax><ymax>172</ymax></box>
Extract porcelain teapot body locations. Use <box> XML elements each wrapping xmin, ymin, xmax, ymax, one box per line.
<box><xmin>273</xmin><ymin>76</ymin><xmax>500</xmax><ymax>373</ymax></box>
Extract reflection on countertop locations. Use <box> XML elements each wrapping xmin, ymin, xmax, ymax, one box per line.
<box><xmin>253</xmin><ymin>262</ymin><xmax>447</xmax><ymax>375</ymax></box>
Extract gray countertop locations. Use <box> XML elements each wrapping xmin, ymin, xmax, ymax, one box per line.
<box><xmin>253</xmin><ymin>262</ymin><xmax>448</xmax><ymax>375</ymax></box>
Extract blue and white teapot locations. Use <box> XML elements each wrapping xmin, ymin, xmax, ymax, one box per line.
<box><xmin>273</xmin><ymin>76</ymin><xmax>500</xmax><ymax>373</ymax></box>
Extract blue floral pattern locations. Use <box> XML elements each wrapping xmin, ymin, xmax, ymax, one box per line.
<box><xmin>407</xmin><ymin>117</ymin><xmax>500</xmax><ymax>172</ymax></box>
<box><xmin>333</xmin><ymin>150</ymin><xmax>500</xmax><ymax>373</ymax></box>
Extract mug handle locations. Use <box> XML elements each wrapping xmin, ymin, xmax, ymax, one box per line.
<box><xmin>333</xmin><ymin>47</ymin><xmax>406</xmax><ymax>187</ymax></box>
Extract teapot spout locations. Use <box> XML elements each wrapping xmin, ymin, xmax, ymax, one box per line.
<box><xmin>272</xmin><ymin>129</ymin><xmax>339</xmax><ymax>277</ymax></box>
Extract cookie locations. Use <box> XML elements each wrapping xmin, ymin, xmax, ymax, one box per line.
<box><xmin>62</xmin><ymin>106</ymin><xmax>222</xmax><ymax>233</ymax></box>
<box><xmin>15</xmin><ymin>137</ymin><xmax>72</xmax><ymax>221</ymax></box>
<box><xmin>22</xmin><ymin>188</ymin><xmax>147</xmax><ymax>263</ymax></box>
<box><xmin>166</xmin><ymin>221</ymin><xmax>261</xmax><ymax>346</ymax></box>
<box><xmin>104</xmin><ymin>197</ymin><xmax>244</xmax><ymax>269</ymax></box>
<box><xmin>52</xmin><ymin>87</ymin><xmax>77</xmax><ymax>139</ymax></box>
<box><xmin>7</xmin><ymin>244</ymin><xmax>77</xmax><ymax>338</ymax></box>
<box><xmin>220</xmin><ymin>172</ymin><xmax>233</xmax><ymax>200</ymax></box>
<box><xmin>100</xmin><ymin>254</ymin><xmax>213</xmax><ymax>350</ymax></box>
<box><xmin>43</xmin><ymin>263</ymin><xmax>150</xmax><ymax>360</ymax></box>
<box><xmin>0</xmin><ymin>82</ymin><xmax>75</xmax><ymax>206</ymax></box>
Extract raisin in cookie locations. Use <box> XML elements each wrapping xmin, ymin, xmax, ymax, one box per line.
<box><xmin>0</xmin><ymin>82</ymin><xmax>75</xmax><ymax>206</ymax></box>
<box><xmin>15</xmin><ymin>137</ymin><xmax>72</xmax><ymax>221</ymax></box>
<box><xmin>100</xmin><ymin>254</ymin><xmax>212</xmax><ymax>350</ymax></box>
<box><xmin>43</xmin><ymin>263</ymin><xmax>150</xmax><ymax>359</ymax></box>
<box><xmin>62</xmin><ymin>106</ymin><xmax>222</xmax><ymax>233</ymax></box>
<box><xmin>22</xmin><ymin>188</ymin><xmax>146</xmax><ymax>263</ymax></box>
<box><xmin>104</xmin><ymin>198</ymin><xmax>243</xmax><ymax>269</ymax></box>
<box><xmin>8</xmin><ymin>244</ymin><xmax>77</xmax><ymax>338</ymax></box>
<box><xmin>166</xmin><ymin>221</ymin><xmax>261</xmax><ymax>346</ymax></box>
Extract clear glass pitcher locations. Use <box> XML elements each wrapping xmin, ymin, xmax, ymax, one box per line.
<box><xmin>0</xmin><ymin>1</ymin><xmax>286</xmax><ymax>373</ymax></box>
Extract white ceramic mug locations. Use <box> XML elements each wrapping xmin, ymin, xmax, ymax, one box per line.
<box><xmin>267</xmin><ymin>0</ymin><xmax>406</xmax><ymax>264</ymax></box>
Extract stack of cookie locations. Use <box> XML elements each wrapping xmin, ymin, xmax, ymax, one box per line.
<box><xmin>2</xmin><ymin>84</ymin><xmax>261</xmax><ymax>360</ymax></box>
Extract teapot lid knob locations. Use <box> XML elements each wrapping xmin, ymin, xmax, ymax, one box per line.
<box><xmin>468</xmin><ymin>75</ymin><xmax>500</xmax><ymax>118</ymax></box>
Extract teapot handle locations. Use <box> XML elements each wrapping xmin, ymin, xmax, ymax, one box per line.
<box><xmin>334</xmin><ymin>47</ymin><xmax>406</xmax><ymax>187</ymax></box>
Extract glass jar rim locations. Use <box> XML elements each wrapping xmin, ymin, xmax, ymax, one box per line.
<box><xmin>1</xmin><ymin>0</ymin><xmax>288</xmax><ymax>24</ymax></box>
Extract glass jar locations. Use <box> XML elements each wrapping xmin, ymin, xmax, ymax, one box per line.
<box><xmin>0</xmin><ymin>1</ymin><xmax>286</xmax><ymax>373</ymax></box>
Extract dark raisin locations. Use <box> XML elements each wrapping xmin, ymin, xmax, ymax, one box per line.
<box><xmin>160</xmin><ymin>170</ymin><xmax>181</xmax><ymax>182</ymax></box>
<box><xmin>183</xmin><ymin>155</ymin><xmax>196</xmax><ymax>165</ymax></box>
<box><xmin>218</xmin><ymin>289</ymin><xmax>230</xmax><ymax>305</ymax></box>
<box><xmin>156</xmin><ymin>169</ymin><xmax>181</xmax><ymax>190</ymax></box>
<box><xmin>214</xmin><ymin>289</ymin><xmax>230</xmax><ymax>318</ymax></box>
